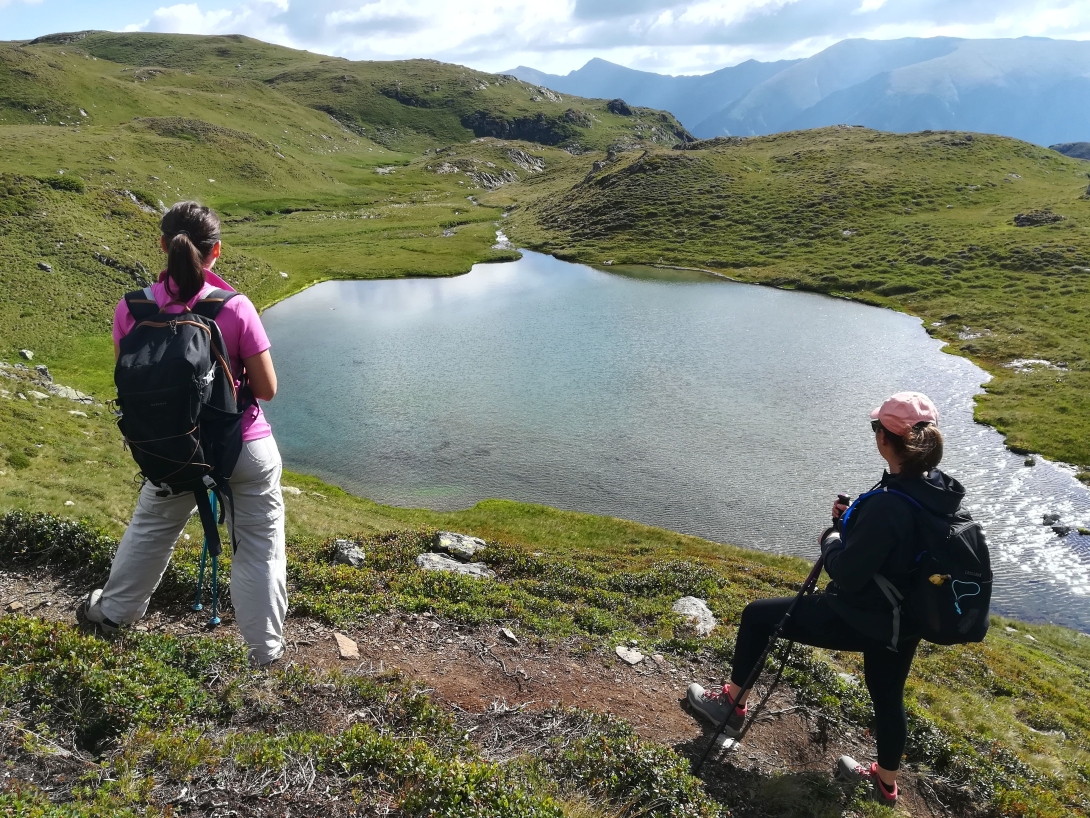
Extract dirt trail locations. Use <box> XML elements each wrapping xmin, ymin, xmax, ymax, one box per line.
<box><xmin>0</xmin><ymin>566</ymin><xmax>945</xmax><ymax>816</ymax></box>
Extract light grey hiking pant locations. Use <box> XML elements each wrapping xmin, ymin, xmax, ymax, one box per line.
<box><xmin>99</xmin><ymin>436</ymin><xmax>287</xmax><ymax>665</ymax></box>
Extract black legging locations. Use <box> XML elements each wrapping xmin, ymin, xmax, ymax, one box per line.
<box><xmin>731</xmin><ymin>594</ymin><xmax>919</xmax><ymax>771</ymax></box>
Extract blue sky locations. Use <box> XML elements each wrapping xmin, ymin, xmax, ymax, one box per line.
<box><xmin>3</xmin><ymin>0</ymin><xmax>1089</xmax><ymax>75</ymax></box>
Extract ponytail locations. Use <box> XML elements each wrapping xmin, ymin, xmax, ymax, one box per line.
<box><xmin>166</xmin><ymin>232</ymin><xmax>205</xmax><ymax>302</ymax></box>
<box><xmin>160</xmin><ymin>201</ymin><xmax>221</xmax><ymax>303</ymax></box>
<box><xmin>885</xmin><ymin>422</ymin><xmax>944</xmax><ymax>475</ymax></box>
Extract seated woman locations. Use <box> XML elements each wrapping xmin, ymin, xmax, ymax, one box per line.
<box><xmin>688</xmin><ymin>391</ymin><xmax>963</xmax><ymax>805</ymax></box>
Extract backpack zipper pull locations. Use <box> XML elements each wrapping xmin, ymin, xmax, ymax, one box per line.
<box><xmin>169</xmin><ymin>319</ymin><xmax>178</xmax><ymax>335</ymax></box>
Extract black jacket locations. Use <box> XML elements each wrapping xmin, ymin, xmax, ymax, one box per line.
<box><xmin>822</xmin><ymin>469</ymin><xmax>966</xmax><ymax>648</ymax></box>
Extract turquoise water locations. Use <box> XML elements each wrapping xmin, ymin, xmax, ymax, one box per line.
<box><xmin>262</xmin><ymin>251</ymin><xmax>1090</xmax><ymax>631</ymax></box>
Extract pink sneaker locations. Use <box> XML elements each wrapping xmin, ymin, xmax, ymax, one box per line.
<box><xmin>836</xmin><ymin>755</ymin><xmax>898</xmax><ymax>805</ymax></box>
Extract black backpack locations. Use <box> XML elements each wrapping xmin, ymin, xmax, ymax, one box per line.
<box><xmin>843</xmin><ymin>487</ymin><xmax>992</xmax><ymax>646</ymax></box>
<box><xmin>115</xmin><ymin>287</ymin><xmax>246</xmax><ymax>556</ymax></box>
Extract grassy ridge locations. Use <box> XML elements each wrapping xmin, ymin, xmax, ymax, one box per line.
<box><xmin>503</xmin><ymin>128</ymin><xmax>1090</xmax><ymax>470</ymax></box>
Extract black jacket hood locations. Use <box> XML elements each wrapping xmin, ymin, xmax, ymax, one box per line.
<box><xmin>882</xmin><ymin>469</ymin><xmax>964</xmax><ymax>517</ymax></box>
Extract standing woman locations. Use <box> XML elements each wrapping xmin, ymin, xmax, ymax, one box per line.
<box><xmin>80</xmin><ymin>202</ymin><xmax>287</xmax><ymax>667</ymax></box>
<box><xmin>688</xmin><ymin>392</ymin><xmax>961</xmax><ymax>805</ymax></box>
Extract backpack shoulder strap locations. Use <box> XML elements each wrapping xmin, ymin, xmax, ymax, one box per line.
<box><xmin>840</xmin><ymin>486</ymin><xmax>923</xmax><ymax>533</ymax></box>
<box><xmin>124</xmin><ymin>287</ymin><xmax>159</xmax><ymax>323</ymax></box>
<box><xmin>191</xmin><ymin>288</ymin><xmax>240</xmax><ymax>320</ymax></box>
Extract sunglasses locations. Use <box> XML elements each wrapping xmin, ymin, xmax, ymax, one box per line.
<box><xmin>871</xmin><ymin>420</ymin><xmax>884</xmax><ymax>434</ymax></box>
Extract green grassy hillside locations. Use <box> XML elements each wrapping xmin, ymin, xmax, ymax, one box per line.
<box><xmin>502</xmin><ymin>128</ymin><xmax>1090</xmax><ymax>472</ymax></box>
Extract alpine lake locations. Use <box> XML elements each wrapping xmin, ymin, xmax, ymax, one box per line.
<box><xmin>262</xmin><ymin>249</ymin><xmax>1090</xmax><ymax>632</ymax></box>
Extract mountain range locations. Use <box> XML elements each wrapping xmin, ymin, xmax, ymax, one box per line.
<box><xmin>509</xmin><ymin>37</ymin><xmax>1090</xmax><ymax>146</ymax></box>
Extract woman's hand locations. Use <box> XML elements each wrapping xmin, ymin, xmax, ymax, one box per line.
<box><xmin>832</xmin><ymin>496</ymin><xmax>850</xmax><ymax>520</ymax></box>
<box><xmin>243</xmin><ymin>350</ymin><xmax>277</xmax><ymax>401</ymax></box>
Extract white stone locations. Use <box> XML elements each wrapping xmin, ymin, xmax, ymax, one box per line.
<box><xmin>415</xmin><ymin>552</ymin><xmax>496</xmax><ymax>579</ymax></box>
<box><xmin>280</xmin><ymin>272</ymin><xmax>289</xmax><ymax>278</ymax></box>
<box><xmin>672</xmin><ymin>596</ymin><xmax>717</xmax><ymax>636</ymax></box>
<box><xmin>334</xmin><ymin>632</ymin><xmax>359</xmax><ymax>659</ymax></box>
<box><xmin>500</xmin><ymin>627</ymin><xmax>519</xmax><ymax>644</ymax></box>
<box><xmin>18</xmin><ymin>350</ymin><xmax>33</xmax><ymax>361</ymax></box>
<box><xmin>435</xmin><ymin>531</ymin><xmax>487</xmax><ymax>561</ymax></box>
<box><xmin>615</xmin><ymin>645</ymin><xmax>644</xmax><ymax>665</ymax></box>
<box><xmin>64</xmin><ymin>500</ymin><xmax>75</xmax><ymax>507</ymax></box>
<box><xmin>333</xmin><ymin>539</ymin><xmax>366</xmax><ymax>568</ymax></box>
<box><xmin>68</xmin><ymin>410</ymin><xmax>88</xmax><ymax>418</ymax></box>
<box><xmin>281</xmin><ymin>485</ymin><xmax>302</xmax><ymax>496</ymax></box>
<box><xmin>27</xmin><ymin>391</ymin><xmax>49</xmax><ymax>400</ymax></box>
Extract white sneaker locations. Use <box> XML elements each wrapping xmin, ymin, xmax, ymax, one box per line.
<box><xmin>76</xmin><ymin>589</ymin><xmax>120</xmax><ymax>635</ymax></box>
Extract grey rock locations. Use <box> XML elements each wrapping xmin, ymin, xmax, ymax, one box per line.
<box><xmin>34</xmin><ymin>365</ymin><xmax>52</xmax><ymax>383</ymax></box>
<box><xmin>68</xmin><ymin>410</ymin><xmax>88</xmax><ymax>418</ymax></box>
<box><xmin>18</xmin><ymin>350</ymin><xmax>33</xmax><ymax>361</ymax></box>
<box><xmin>47</xmin><ymin>384</ymin><xmax>94</xmax><ymax>403</ymax></box>
<box><xmin>672</xmin><ymin>596</ymin><xmax>717</xmax><ymax>636</ymax></box>
<box><xmin>37</xmin><ymin>262</ymin><xmax>53</xmax><ymax>273</ymax></box>
<box><xmin>1052</xmin><ymin>525</ymin><xmax>1073</xmax><ymax>537</ymax></box>
<box><xmin>26</xmin><ymin>390</ymin><xmax>49</xmax><ymax>400</ymax></box>
<box><xmin>435</xmin><ymin>531</ymin><xmax>487</xmax><ymax>562</ymax></box>
<box><xmin>499</xmin><ymin>627</ymin><xmax>519</xmax><ymax>644</ymax></box>
<box><xmin>1043</xmin><ymin>513</ymin><xmax>1061</xmax><ymax>525</ymax></box>
<box><xmin>281</xmin><ymin>485</ymin><xmax>302</xmax><ymax>496</ymax></box>
<box><xmin>415</xmin><ymin>552</ymin><xmax>496</xmax><ymax>579</ymax></box>
<box><xmin>333</xmin><ymin>539</ymin><xmax>366</xmax><ymax>568</ymax></box>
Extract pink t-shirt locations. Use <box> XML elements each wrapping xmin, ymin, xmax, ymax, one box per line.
<box><xmin>112</xmin><ymin>269</ymin><xmax>273</xmax><ymax>441</ymax></box>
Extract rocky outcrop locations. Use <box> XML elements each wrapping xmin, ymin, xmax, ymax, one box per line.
<box><xmin>1014</xmin><ymin>210</ymin><xmax>1065</xmax><ymax>227</ymax></box>
<box><xmin>506</xmin><ymin>149</ymin><xmax>545</xmax><ymax>174</ymax></box>
<box><xmin>461</xmin><ymin>110</ymin><xmax>579</xmax><ymax>146</ymax></box>
<box><xmin>607</xmin><ymin>99</ymin><xmax>634</xmax><ymax>116</ymax></box>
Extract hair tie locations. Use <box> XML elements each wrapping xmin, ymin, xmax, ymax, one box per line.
<box><xmin>175</xmin><ymin>230</ymin><xmax>190</xmax><ymax>239</ymax></box>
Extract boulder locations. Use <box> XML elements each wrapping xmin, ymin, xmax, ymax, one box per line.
<box><xmin>415</xmin><ymin>552</ymin><xmax>496</xmax><ymax>579</ymax></box>
<box><xmin>672</xmin><ymin>596</ymin><xmax>717</xmax><ymax>636</ymax></box>
<box><xmin>1052</xmin><ymin>525</ymin><xmax>1073</xmax><ymax>537</ymax></box>
<box><xmin>35</xmin><ymin>365</ymin><xmax>52</xmax><ymax>383</ymax></box>
<box><xmin>18</xmin><ymin>350</ymin><xmax>33</xmax><ymax>361</ymax></box>
<box><xmin>435</xmin><ymin>531</ymin><xmax>487</xmax><ymax>562</ymax></box>
<box><xmin>1043</xmin><ymin>513</ymin><xmax>1061</xmax><ymax>525</ymax></box>
<box><xmin>333</xmin><ymin>539</ymin><xmax>366</xmax><ymax>568</ymax></box>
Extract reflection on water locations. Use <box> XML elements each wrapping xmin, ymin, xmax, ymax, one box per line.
<box><xmin>263</xmin><ymin>251</ymin><xmax>1090</xmax><ymax>632</ymax></box>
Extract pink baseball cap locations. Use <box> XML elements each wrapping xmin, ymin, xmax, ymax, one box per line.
<box><xmin>871</xmin><ymin>392</ymin><xmax>939</xmax><ymax>436</ymax></box>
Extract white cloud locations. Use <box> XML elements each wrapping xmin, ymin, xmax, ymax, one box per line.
<box><xmin>121</xmin><ymin>0</ymin><xmax>1090</xmax><ymax>76</ymax></box>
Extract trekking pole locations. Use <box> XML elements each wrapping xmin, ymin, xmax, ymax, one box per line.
<box><xmin>191</xmin><ymin>491</ymin><xmax>222</xmax><ymax>627</ymax></box>
<box><xmin>693</xmin><ymin>494</ymin><xmax>848</xmax><ymax>775</ymax></box>
<box><xmin>192</xmin><ymin>508</ymin><xmax>209</xmax><ymax>612</ymax></box>
<box><xmin>692</xmin><ymin>553</ymin><xmax>825</xmax><ymax>774</ymax></box>
<box><xmin>207</xmin><ymin>491</ymin><xmax>221</xmax><ymax>627</ymax></box>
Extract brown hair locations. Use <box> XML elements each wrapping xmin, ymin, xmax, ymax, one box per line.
<box><xmin>160</xmin><ymin>201</ymin><xmax>221</xmax><ymax>303</ymax></box>
<box><xmin>882</xmin><ymin>422</ymin><xmax>944</xmax><ymax>475</ymax></box>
